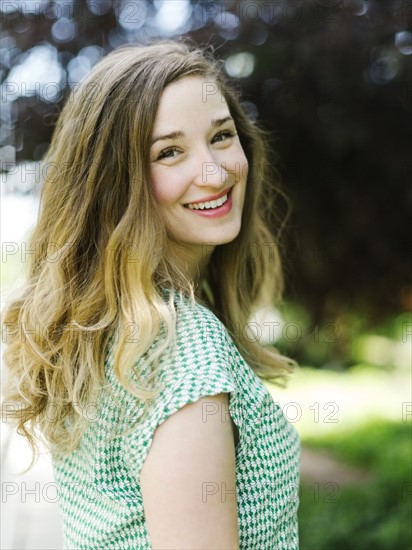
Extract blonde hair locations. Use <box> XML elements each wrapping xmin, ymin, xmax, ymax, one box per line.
<box><xmin>1</xmin><ymin>39</ymin><xmax>297</xmax><ymax>465</ymax></box>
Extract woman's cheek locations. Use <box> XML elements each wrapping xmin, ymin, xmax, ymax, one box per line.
<box><xmin>151</xmin><ymin>171</ymin><xmax>182</xmax><ymax>205</ymax></box>
<box><xmin>230</xmin><ymin>152</ymin><xmax>249</xmax><ymax>183</ymax></box>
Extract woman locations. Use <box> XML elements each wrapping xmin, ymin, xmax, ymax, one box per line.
<box><xmin>2</xmin><ymin>40</ymin><xmax>300</xmax><ymax>549</ymax></box>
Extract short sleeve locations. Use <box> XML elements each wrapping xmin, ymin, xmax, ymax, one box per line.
<box><xmin>121</xmin><ymin>297</ymin><xmax>241</xmax><ymax>486</ymax></box>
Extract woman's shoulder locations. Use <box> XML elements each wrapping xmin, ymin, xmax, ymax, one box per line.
<box><xmin>162</xmin><ymin>287</ymin><xmax>229</xmax><ymax>347</ymax></box>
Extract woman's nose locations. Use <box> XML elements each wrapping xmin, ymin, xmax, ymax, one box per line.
<box><xmin>195</xmin><ymin>158</ymin><xmax>229</xmax><ymax>188</ymax></box>
<box><xmin>202</xmin><ymin>161</ymin><xmax>228</xmax><ymax>185</ymax></box>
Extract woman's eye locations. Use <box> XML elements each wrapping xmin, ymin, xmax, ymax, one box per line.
<box><xmin>212</xmin><ymin>130</ymin><xmax>236</xmax><ymax>143</ymax></box>
<box><xmin>157</xmin><ymin>147</ymin><xmax>180</xmax><ymax>160</ymax></box>
<box><xmin>155</xmin><ymin>131</ymin><xmax>236</xmax><ymax>160</ymax></box>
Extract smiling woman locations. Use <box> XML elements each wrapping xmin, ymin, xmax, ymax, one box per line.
<box><xmin>150</xmin><ymin>76</ymin><xmax>248</xmax><ymax>280</ymax></box>
<box><xmin>1</xmin><ymin>39</ymin><xmax>300</xmax><ymax>549</ymax></box>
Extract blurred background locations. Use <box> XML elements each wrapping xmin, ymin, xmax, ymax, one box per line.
<box><xmin>0</xmin><ymin>0</ymin><xmax>411</xmax><ymax>548</ymax></box>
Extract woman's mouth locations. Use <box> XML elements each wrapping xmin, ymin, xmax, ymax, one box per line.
<box><xmin>183</xmin><ymin>187</ymin><xmax>233</xmax><ymax>218</ymax></box>
<box><xmin>183</xmin><ymin>187</ymin><xmax>232</xmax><ymax>211</ymax></box>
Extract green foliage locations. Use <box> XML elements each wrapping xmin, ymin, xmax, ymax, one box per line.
<box><xmin>299</xmin><ymin>420</ymin><xmax>412</xmax><ymax>549</ymax></box>
<box><xmin>276</xmin><ymin>301</ymin><xmax>409</xmax><ymax>372</ymax></box>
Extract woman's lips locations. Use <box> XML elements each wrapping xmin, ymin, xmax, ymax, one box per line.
<box><xmin>184</xmin><ymin>187</ymin><xmax>233</xmax><ymax>218</ymax></box>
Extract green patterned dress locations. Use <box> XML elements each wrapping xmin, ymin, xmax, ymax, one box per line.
<box><xmin>52</xmin><ymin>289</ymin><xmax>300</xmax><ymax>549</ymax></box>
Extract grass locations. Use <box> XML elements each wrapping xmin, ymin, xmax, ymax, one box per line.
<box><xmin>298</xmin><ymin>419</ymin><xmax>412</xmax><ymax>550</ymax></box>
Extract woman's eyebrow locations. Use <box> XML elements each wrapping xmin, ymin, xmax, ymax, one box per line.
<box><xmin>151</xmin><ymin>130</ymin><xmax>184</xmax><ymax>146</ymax></box>
<box><xmin>210</xmin><ymin>115</ymin><xmax>233</xmax><ymax>128</ymax></box>
<box><xmin>151</xmin><ymin>116</ymin><xmax>234</xmax><ymax>146</ymax></box>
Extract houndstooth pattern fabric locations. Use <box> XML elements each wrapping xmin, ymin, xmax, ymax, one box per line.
<box><xmin>52</xmin><ymin>289</ymin><xmax>300</xmax><ymax>549</ymax></box>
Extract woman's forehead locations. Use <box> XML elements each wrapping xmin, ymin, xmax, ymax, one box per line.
<box><xmin>153</xmin><ymin>76</ymin><xmax>230</xmax><ymax>129</ymax></box>
<box><xmin>160</xmin><ymin>76</ymin><xmax>227</xmax><ymax>107</ymax></box>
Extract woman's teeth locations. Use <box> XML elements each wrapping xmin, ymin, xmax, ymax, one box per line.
<box><xmin>186</xmin><ymin>192</ymin><xmax>229</xmax><ymax>210</ymax></box>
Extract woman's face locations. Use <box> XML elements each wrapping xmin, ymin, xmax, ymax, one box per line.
<box><xmin>150</xmin><ymin>76</ymin><xmax>249</xmax><ymax>264</ymax></box>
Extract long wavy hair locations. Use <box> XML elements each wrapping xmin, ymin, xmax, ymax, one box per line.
<box><xmin>1</xmin><ymin>39</ymin><xmax>298</xmax><ymax>465</ymax></box>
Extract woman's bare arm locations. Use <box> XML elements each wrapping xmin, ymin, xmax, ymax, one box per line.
<box><xmin>140</xmin><ymin>393</ymin><xmax>240</xmax><ymax>550</ymax></box>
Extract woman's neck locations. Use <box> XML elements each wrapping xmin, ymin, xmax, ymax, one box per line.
<box><xmin>167</xmin><ymin>241</ymin><xmax>215</xmax><ymax>288</ymax></box>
